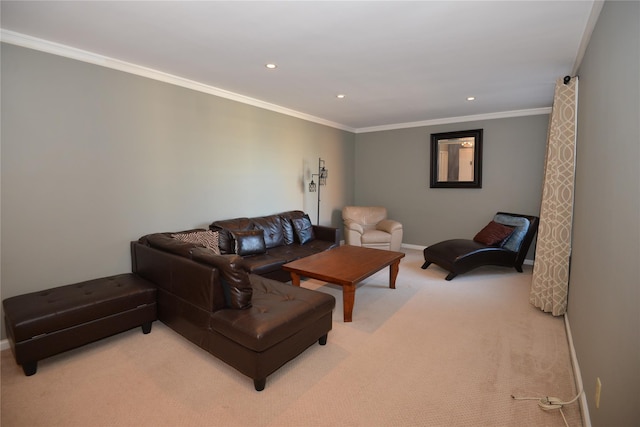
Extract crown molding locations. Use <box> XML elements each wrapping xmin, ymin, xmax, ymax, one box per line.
<box><xmin>0</xmin><ymin>29</ymin><xmax>356</xmax><ymax>132</ymax></box>
<box><xmin>2</xmin><ymin>29</ymin><xmax>551</xmax><ymax>135</ymax></box>
<box><xmin>355</xmin><ymin>107</ymin><xmax>552</xmax><ymax>134</ymax></box>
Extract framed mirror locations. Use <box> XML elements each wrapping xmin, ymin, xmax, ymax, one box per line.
<box><xmin>430</xmin><ymin>129</ymin><xmax>483</xmax><ymax>188</ymax></box>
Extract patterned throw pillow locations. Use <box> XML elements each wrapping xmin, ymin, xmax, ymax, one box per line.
<box><xmin>172</xmin><ymin>230</ymin><xmax>221</xmax><ymax>255</ymax></box>
<box><xmin>473</xmin><ymin>221</ymin><xmax>515</xmax><ymax>246</ymax></box>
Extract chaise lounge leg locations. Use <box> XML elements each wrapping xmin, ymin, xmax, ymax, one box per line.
<box><xmin>515</xmin><ymin>266</ymin><xmax>523</xmax><ymax>273</ymax></box>
<box><xmin>141</xmin><ymin>321</ymin><xmax>152</xmax><ymax>334</ymax></box>
<box><xmin>421</xmin><ymin>261</ymin><xmax>432</xmax><ymax>270</ymax></box>
<box><xmin>445</xmin><ymin>272</ymin><xmax>458</xmax><ymax>281</ymax></box>
<box><xmin>22</xmin><ymin>361</ymin><xmax>37</xmax><ymax>376</ymax></box>
<box><xmin>254</xmin><ymin>378</ymin><xmax>266</xmax><ymax>392</ymax></box>
<box><xmin>318</xmin><ymin>334</ymin><xmax>328</xmax><ymax>345</ymax></box>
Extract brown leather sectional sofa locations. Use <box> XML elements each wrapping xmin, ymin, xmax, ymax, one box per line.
<box><xmin>210</xmin><ymin>210</ymin><xmax>340</xmax><ymax>281</ymax></box>
<box><xmin>131</xmin><ymin>210</ymin><xmax>339</xmax><ymax>391</ymax></box>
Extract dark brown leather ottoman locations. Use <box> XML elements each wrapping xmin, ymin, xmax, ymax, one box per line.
<box><xmin>3</xmin><ymin>273</ymin><xmax>157</xmax><ymax>376</ymax></box>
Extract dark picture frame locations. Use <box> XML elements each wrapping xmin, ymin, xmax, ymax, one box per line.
<box><xmin>430</xmin><ymin>129</ymin><xmax>483</xmax><ymax>188</ymax></box>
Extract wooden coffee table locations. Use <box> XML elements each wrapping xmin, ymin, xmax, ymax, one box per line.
<box><xmin>282</xmin><ymin>245</ymin><xmax>405</xmax><ymax>322</ymax></box>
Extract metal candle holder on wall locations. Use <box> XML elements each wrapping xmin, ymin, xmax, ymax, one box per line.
<box><xmin>308</xmin><ymin>158</ymin><xmax>328</xmax><ymax>225</ymax></box>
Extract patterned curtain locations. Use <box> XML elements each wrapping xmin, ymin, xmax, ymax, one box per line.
<box><xmin>530</xmin><ymin>76</ymin><xmax>578</xmax><ymax>316</ymax></box>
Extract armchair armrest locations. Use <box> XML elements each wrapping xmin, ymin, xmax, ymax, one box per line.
<box><xmin>376</xmin><ymin>219</ymin><xmax>403</xmax><ymax>234</ymax></box>
<box><xmin>343</xmin><ymin>219</ymin><xmax>364</xmax><ymax>234</ymax></box>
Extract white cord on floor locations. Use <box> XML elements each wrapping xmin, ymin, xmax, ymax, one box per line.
<box><xmin>511</xmin><ymin>390</ymin><xmax>583</xmax><ymax>427</ymax></box>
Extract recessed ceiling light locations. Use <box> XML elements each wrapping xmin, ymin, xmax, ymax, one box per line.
<box><xmin>265</xmin><ymin>63</ymin><xmax>277</xmax><ymax>69</ymax></box>
<box><xmin>467</xmin><ymin>96</ymin><xmax>476</xmax><ymax>101</ymax></box>
<box><xmin>337</xmin><ymin>94</ymin><xmax>346</xmax><ymax>99</ymax></box>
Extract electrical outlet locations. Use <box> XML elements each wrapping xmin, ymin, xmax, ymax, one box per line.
<box><xmin>595</xmin><ymin>377</ymin><xmax>602</xmax><ymax>408</ymax></box>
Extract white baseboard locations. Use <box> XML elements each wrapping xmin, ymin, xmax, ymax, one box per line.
<box><xmin>1</xmin><ymin>339</ymin><xmax>9</xmax><ymax>351</ymax></box>
<box><xmin>565</xmin><ymin>313</ymin><xmax>591</xmax><ymax>427</ymax></box>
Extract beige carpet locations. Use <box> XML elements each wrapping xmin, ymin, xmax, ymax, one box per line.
<box><xmin>1</xmin><ymin>249</ymin><xmax>583</xmax><ymax>427</ymax></box>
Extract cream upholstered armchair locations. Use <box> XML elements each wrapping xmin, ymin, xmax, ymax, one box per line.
<box><xmin>342</xmin><ymin>206</ymin><xmax>403</xmax><ymax>252</ymax></box>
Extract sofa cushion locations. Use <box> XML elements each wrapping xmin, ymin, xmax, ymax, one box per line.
<box><xmin>237</xmin><ymin>253</ymin><xmax>287</xmax><ymax>276</ymax></box>
<box><xmin>210</xmin><ymin>217</ymin><xmax>253</xmax><ymax>254</ymax></box>
<box><xmin>232</xmin><ymin>230</ymin><xmax>267</xmax><ymax>256</ymax></box>
<box><xmin>172</xmin><ymin>230</ymin><xmax>220</xmax><ymax>255</ymax></box>
<box><xmin>292</xmin><ymin>215</ymin><xmax>315</xmax><ymax>245</ymax></box>
<box><xmin>279</xmin><ymin>211</ymin><xmax>307</xmax><ymax>244</ymax></box>
<box><xmin>473</xmin><ymin>221</ymin><xmax>514</xmax><ymax>246</ymax></box>
<box><xmin>190</xmin><ymin>251</ymin><xmax>252</xmax><ymax>309</ymax></box>
<box><xmin>209</xmin><ymin>274</ymin><xmax>335</xmax><ymax>352</ymax></box>
<box><xmin>142</xmin><ymin>232</ymin><xmax>201</xmax><ymax>258</ymax></box>
<box><xmin>494</xmin><ymin>214</ymin><xmax>531</xmax><ymax>252</ymax></box>
<box><xmin>252</xmin><ymin>215</ymin><xmax>285</xmax><ymax>249</ymax></box>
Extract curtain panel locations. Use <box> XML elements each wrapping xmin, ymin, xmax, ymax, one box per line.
<box><xmin>530</xmin><ymin>77</ymin><xmax>578</xmax><ymax>316</ymax></box>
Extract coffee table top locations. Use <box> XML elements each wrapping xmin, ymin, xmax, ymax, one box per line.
<box><xmin>282</xmin><ymin>245</ymin><xmax>405</xmax><ymax>286</ymax></box>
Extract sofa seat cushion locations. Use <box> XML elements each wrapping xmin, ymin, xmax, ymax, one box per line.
<box><xmin>238</xmin><ymin>253</ymin><xmax>287</xmax><ymax>276</ymax></box>
<box><xmin>209</xmin><ymin>275</ymin><xmax>335</xmax><ymax>352</ymax></box>
<box><xmin>295</xmin><ymin>239</ymin><xmax>336</xmax><ymax>254</ymax></box>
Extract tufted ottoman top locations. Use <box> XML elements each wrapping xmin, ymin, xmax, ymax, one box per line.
<box><xmin>3</xmin><ymin>273</ymin><xmax>156</xmax><ymax>342</ymax></box>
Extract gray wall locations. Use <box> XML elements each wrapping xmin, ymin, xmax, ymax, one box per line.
<box><xmin>0</xmin><ymin>43</ymin><xmax>355</xmax><ymax>338</ymax></box>
<box><xmin>569</xmin><ymin>1</ymin><xmax>640</xmax><ymax>426</ymax></box>
<box><xmin>354</xmin><ymin>115</ymin><xmax>549</xmax><ymax>250</ymax></box>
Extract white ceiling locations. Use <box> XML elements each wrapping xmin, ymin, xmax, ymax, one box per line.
<box><xmin>1</xmin><ymin>1</ymin><xmax>598</xmax><ymax>132</ymax></box>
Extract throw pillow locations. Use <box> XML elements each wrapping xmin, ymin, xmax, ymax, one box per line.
<box><xmin>172</xmin><ymin>230</ymin><xmax>220</xmax><ymax>255</ymax></box>
<box><xmin>473</xmin><ymin>221</ymin><xmax>515</xmax><ymax>246</ymax></box>
<box><xmin>231</xmin><ymin>229</ymin><xmax>267</xmax><ymax>256</ymax></box>
<box><xmin>191</xmin><ymin>251</ymin><xmax>252</xmax><ymax>309</ymax></box>
<box><xmin>494</xmin><ymin>214</ymin><xmax>531</xmax><ymax>252</ymax></box>
<box><xmin>292</xmin><ymin>215</ymin><xmax>315</xmax><ymax>245</ymax></box>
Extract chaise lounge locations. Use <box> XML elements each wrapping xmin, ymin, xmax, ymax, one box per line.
<box><xmin>421</xmin><ymin>212</ymin><xmax>539</xmax><ymax>280</ymax></box>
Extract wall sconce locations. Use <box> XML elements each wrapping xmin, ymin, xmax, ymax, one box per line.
<box><xmin>308</xmin><ymin>158</ymin><xmax>328</xmax><ymax>225</ymax></box>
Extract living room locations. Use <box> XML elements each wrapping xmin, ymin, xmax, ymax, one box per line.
<box><xmin>1</xmin><ymin>2</ymin><xmax>638</xmax><ymax>426</ymax></box>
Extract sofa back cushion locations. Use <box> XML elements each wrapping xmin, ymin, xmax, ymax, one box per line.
<box><xmin>210</xmin><ymin>217</ymin><xmax>253</xmax><ymax>254</ymax></box>
<box><xmin>190</xmin><ymin>250</ymin><xmax>252</xmax><ymax>309</ymax></box>
<box><xmin>141</xmin><ymin>231</ymin><xmax>203</xmax><ymax>258</ymax></box>
<box><xmin>278</xmin><ymin>210</ymin><xmax>307</xmax><ymax>244</ymax></box>
<box><xmin>252</xmin><ymin>215</ymin><xmax>285</xmax><ymax>249</ymax></box>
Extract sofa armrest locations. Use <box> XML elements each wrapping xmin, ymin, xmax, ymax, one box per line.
<box><xmin>343</xmin><ymin>219</ymin><xmax>364</xmax><ymax>234</ymax></box>
<box><xmin>376</xmin><ymin>219</ymin><xmax>402</xmax><ymax>234</ymax></box>
<box><xmin>312</xmin><ymin>225</ymin><xmax>340</xmax><ymax>246</ymax></box>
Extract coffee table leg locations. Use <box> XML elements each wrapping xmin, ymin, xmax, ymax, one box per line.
<box><xmin>343</xmin><ymin>284</ymin><xmax>355</xmax><ymax>322</ymax></box>
<box><xmin>290</xmin><ymin>272</ymin><xmax>301</xmax><ymax>287</ymax></box>
<box><xmin>389</xmin><ymin>260</ymin><xmax>400</xmax><ymax>289</ymax></box>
